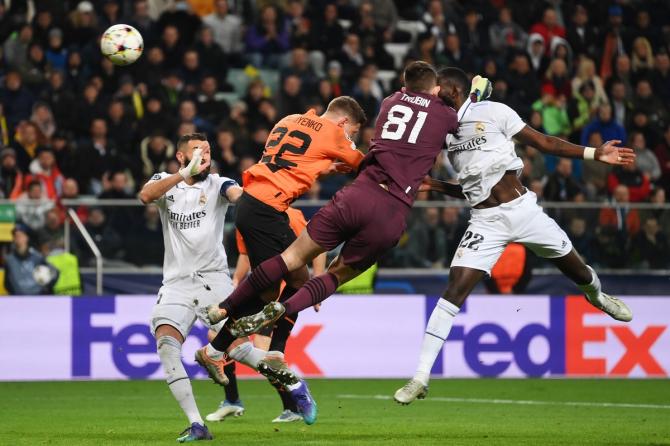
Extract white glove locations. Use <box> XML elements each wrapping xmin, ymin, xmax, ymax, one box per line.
<box><xmin>470</xmin><ymin>75</ymin><xmax>492</xmax><ymax>103</ymax></box>
<box><xmin>179</xmin><ymin>148</ymin><xmax>203</xmax><ymax>180</ymax></box>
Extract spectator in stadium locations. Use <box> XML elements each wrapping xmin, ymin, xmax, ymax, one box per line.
<box><xmin>193</xmin><ymin>27</ymin><xmax>229</xmax><ymax>85</ymax></box>
<box><xmin>527</xmin><ymin>33</ymin><xmax>549</xmax><ymax>76</ymax></box>
<box><xmin>74</xmin><ymin>83</ymin><xmax>105</xmax><ymax>138</ymax></box>
<box><xmin>441</xmin><ymin>207</ymin><xmax>467</xmax><ymax>264</ymax></box>
<box><xmin>566</xmin><ymin>217</ymin><xmax>593</xmax><ymax>262</ymax></box>
<box><xmin>550</xmin><ymin>37</ymin><xmax>573</xmax><ymax>75</ymax></box>
<box><xmin>160</xmin><ymin>25</ymin><xmax>186</xmax><ymax>71</ymax></box>
<box><xmin>77</xmin><ymin>207</ymin><xmax>122</xmax><ymax>264</ymax></box>
<box><xmin>654</xmin><ymin>124</ymin><xmax>670</xmax><ymax>192</ymax></box>
<box><xmin>13</xmin><ymin>121</ymin><xmax>47</xmax><ymax>173</ymax></box>
<box><xmin>404</xmin><ymin>207</ymin><xmax>446</xmax><ymax>268</ymax></box>
<box><xmin>566</xmin><ymin>4</ymin><xmax>598</xmax><ymax>59</ymax></box>
<box><xmin>506</xmin><ymin>53</ymin><xmax>540</xmax><ymax>117</ymax></box>
<box><xmin>572</xmin><ymin>58</ymin><xmax>608</xmax><ymax>108</ymax></box>
<box><xmin>140</xmin><ymin>133</ymin><xmax>175</xmax><ymax>179</ymax></box>
<box><xmin>125</xmin><ymin>203</ymin><xmax>163</xmax><ymax>266</ymax></box>
<box><xmin>544</xmin><ymin>158</ymin><xmax>582</xmax><ymax>202</ymax></box>
<box><xmin>608</xmin><ymin>161</ymin><xmax>651</xmax><ymax>203</ymax></box>
<box><xmin>532</xmin><ymin>85</ymin><xmax>570</xmax><ymax>138</ymax></box>
<box><xmin>460</xmin><ymin>8</ymin><xmax>489</xmax><ymax>58</ymax></box>
<box><xmin>179</xmin><ymin>49</ymin><xmax>204</xmax><ymax>95</ymax></box>
<box><xmin>600</xmin><ymin>183</ymin><xmax>641</xmax><ymax>239</ymax></box>
<box><xmin>488</xmin><ymin>6</ymin><xmax>527</xmax><ymax>55</ymax></box>
<box><xmin>65</xmin><ymin>50</ymin><xmax>89</xmax><ymax>94</ymax></box>
<box><xmin>582</xmin><ymin>131</ymin><xmax>612</xmax><ymax>199</ymax></box>
<box><xmin>65</xmin><ymin>1</ymin><xmax>99</xmax><ymax>50</ymax></box>
<box><xmin>590</xmin><ymin>225</ymin><xmax>627</xmax><ymax>269</ymax></box>
<box><xmin>629</xmin><ymin>131</ymin><xmax>661</xmax><ymax>182</ymax></box>
<box><xmin>568</xmin><ymin>81</ymin><xmax>597</xmax><ymax>141</ymax></box>
<box><xmin>36</xmin><ymin>208</ymin><xmax>64</xmax><ymax>250</ymax></box>
<box><xmin>276</xmin><ymin>75</ymin><xmax>305</xmax><ymax>117</ymax></box>
<box><xmin>530</xmin><ymin>7</ymin><xmax>565</xmax><ymax>56</ymax></box>
<box><xmin>137</xmin><ymin>96</ymin><xmax>175</xmax><ymax>140</ymax></box>
<box><xmin>310</xmin><ymin>3</ymin><xmax>344</xmax><ymax>61</ymax></box>
<box><xmin>125</xmin><ymin>0</ymin><xmax>156</xmax><ymax>39</ymax></box>
<box><xmin>106</xmin><ymin>99</ymin><xmax>136</xmax><ymax>157</ymax></box>
<box><xmin>543</xmin><ymin>58</ymin><xmax>571</xmax><ymax>100</ymax></box>
<box><xmin>73</xmin><ymin>118</ymin><xmax>120</xmax><ymax>195</ymax></box>
<box><xmin>4</xmin><ymin>224</ymin><xmax>58</xmax><ymax>295</ymax></box>
<box><xmin>26</xmin><ymin>147</ymin><xmax>64</xmax><ymax>200</ymax></box>
<box><xmin>15</xmin><ymin>180</ymin><xmax>54</xmax><ymax>232</ymax></box>
<box><xmin>281</xmin><ymin>48</ymin><xmax>318</xmax><ymax>93</ymax></box>
<box><xmin>581</xmin><ymin>104</ymin><xmax>627</xmax><ymax>148</ymax></box>
<box><xmin>196</xmin><ymin>75</ymin><xmax>230</xmax><ymax>128</ymax></box>
<box><xmin>640</xmin><ymin>187</ymin><xmax>670</xmax><ymax>239</ymax></box>
<box><xmin>45</xmin><ymin>28</ymin><xmax>67</xmax><ymax>71</ymax></box>
<box><xmin>178</xmin><ymin>99</ymin><xmax>213</xmax><ymax>134</ymax></box>
<box><xmin>599</xmin><ymin>5</ymin><xmax>627</xmax><ymax>80</ymax></box>
<box><xmin>410</xmin><ymin>32</ymin><xmax>438</xmax><ymax>68</ymax></box>
<box><xmin>21</xmin><ymin>42</ymin><xmax>48</xmax><ymax>91</ymax></box>
<box><xmin>352</xmin><ymin>76</ymin><xmax>380</xmax><ymax>126</ymax></box>
<box><xmin>0</xmin><ymin>148</ymin><xmax>25</xmax><ymax>199</ymax></box>
<box><xmin>632</xmin><ymin>218</ymin><xmax>669</xmax><ymax>269</ymax></box>
<box><xmin>608</xmin><ymin>79</ymin><xmax>633</xmax><ymax>128</ymax></box>
<box><xmin>631</xmin><ymin>37</ymin><xmax>655</xmax><ymax>80</ymax></box>
<box><xmin>29</xmin><ymin>102</ymin><xmax>56</xmax><ymax>141</ymax></box>
<box><xmin>245</xmin><ymin>4</ymin><xmax>290</xmax><ymax>68</ymax></box>
<box><xmin>651</xmin><ymin>49</ymin><xmax>670</xmax><ymax>105</ymax></box>
<box><xmin>606</xmin><ymin>54</ymin><xmax>633</xmax><ymax>100</ymax></box>
<box><xmin>439</xmin><ymin>32</ymin><xmax>475</xmax><ymax>75</ymax></box>
<box><xmin>632</xmin><ymin>79</ymin><xmax>668</xmax><ymax>130</ymax></box>
<box><xmin>3</xmin><ymin>23</ymin><xmax>32</xmax><ymax>69</ymax></box>
<box><xmin>40</xmin><ymin>71</ymin><xmax>75</xmax><ymax>132</ymax></box>
<box><xmin>337</xmin><ymin>33</ymin><xmax>366</xmax><ymax>88</ymax></box>
<box><xmin>202</xmin><ymin>0</ymin><xmax>243</xmax><ymax>59</ymax></box>
<box><xmin>212</xmin><ymin>127</ymin><xmax>239</xmax><ymax>176</ymax></box>
<box><xmin>0</xmin><ymin>71</ymin><xmax>35</xmax><ymax>130</ymax></box>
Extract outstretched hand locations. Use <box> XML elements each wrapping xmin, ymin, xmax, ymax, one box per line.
<box><xmin>596</xmin><ymin>140</ymin><xmax>636</xmax><ymax>166</ymax></box>
<box><xmin>320</xmin><ymin>162</ymin><xmax>353</xmax><ymax>176</ymax></box>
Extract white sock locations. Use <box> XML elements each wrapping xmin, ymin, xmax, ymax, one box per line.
<box><xmin>206</xmin><ymin>343</ymin><xmax>225</xmax><ymax>360</ymax></box>
<box><xmin>413</xmin><ymin>299</ymin><xmax>460</xmax><ymax>385</ymax></box>
<box><xmin>157</xmin><ymin>336</ymin><xmax>204</xmax><ymax>425</ymax></box>
<box><xmin>577</xmin><ymin>265</ymin><xmax>603</xmax><ymax>304</ymax></box>
<box><xmin>227</xmin><ymin>341</ymin><xmax>266</xmax><ymax>370</ymax></box>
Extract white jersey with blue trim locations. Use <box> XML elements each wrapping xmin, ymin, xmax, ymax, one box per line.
<box><xmin>446</xmin><ymin>101</ymin><xmax>526</xmax><ymax>206</ymax></box>
<box><xmin>148</xmin><ymin>173</ymin><xmax>237</xmax><ymax>284</ymax></box>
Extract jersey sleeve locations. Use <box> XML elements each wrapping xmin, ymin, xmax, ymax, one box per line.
<box><xmin>495</xmin><ymin>103</ymin><xmax>526</xmax><ymax>139</ymax></box>
<box><xmin>146</xmin><ymin>172</ymin><xmax>170</xmax><ymax>207</ymax></box>
<box><xmin>215</xmin><ymin>175</ymin><xmax>240</xmax><ymax>203</ymax></box>
<box><xmin>326</xmin><ymin>130</ymin><xmax>365</xmax><ymax>168</ymax></box>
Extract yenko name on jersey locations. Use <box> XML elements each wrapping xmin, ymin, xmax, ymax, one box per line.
<box><xmin>167</xmin><ymin>209</ymin><xmax>207</xmax><ymax>230</ymax></box>
<box><xmin>450</xmin><ymin>136</ymin><xmax>488</xmax><ymax>154</ymax></box>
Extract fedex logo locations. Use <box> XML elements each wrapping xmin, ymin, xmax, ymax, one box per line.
<box><xmin>432</xmin><ymin>296</ymin><xmax>668</xmax><ymax>378</ymax></box>
<box><xmin>71</xmin><ymin>298</ymin><xmax>323</xmax><ymax>379</ymax></box>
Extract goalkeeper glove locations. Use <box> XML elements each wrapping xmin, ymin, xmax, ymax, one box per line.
<box><xmin>179</xmin><ymin>148</ymin><xmax>203</xmax><ymax>180</ymax></box>
<box><xmin>470</xmin><ymin>75</ymin><xmax>492</xmax><ymax>103</ymax></box>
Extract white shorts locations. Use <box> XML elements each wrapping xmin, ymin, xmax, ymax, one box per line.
<box><xmin>450</xmin><ymin>191</ymin><xmax>573</xmax><ymax>274</ymax></box>
<box><xmin>150</xmin><ymin>271</ymin><xmax>234</xmax><ymax>339</ymax></box>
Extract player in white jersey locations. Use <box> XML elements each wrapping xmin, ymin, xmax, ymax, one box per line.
<box><xmin>139</xmin><ymin>133</ymin><xmax>269</xmax><ymax>442</ymax></box>
<box><xmin>394</xmin><ymin>68</ymin><xmax>636</xmax><ymax>404</ymax></box>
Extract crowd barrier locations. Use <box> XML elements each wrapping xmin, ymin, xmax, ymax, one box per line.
<box><xmin>0</xmin><ymin>295</ymin><xmax>667</xmax><ymax>381</ymax></box>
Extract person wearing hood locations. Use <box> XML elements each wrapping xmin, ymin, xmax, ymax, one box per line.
<box><xmin>526</xmin><ymin>33</ymin><xmax>549</xmax><ymax>76</ymax></box>
<box><xmin>140</xmin><ymin>133</ymin><xmax>175</xmax><ymax>179</ymax></box>
<box><xmin>550</xmin><ymin>36</ymin><xmax>573</xmax><ymax>74</ymax></box>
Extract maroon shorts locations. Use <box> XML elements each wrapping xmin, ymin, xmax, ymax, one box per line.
<box><xmin>307</xmin><ymin>175</ymin><xmax>410</xmax><ymax>271</ymax></box>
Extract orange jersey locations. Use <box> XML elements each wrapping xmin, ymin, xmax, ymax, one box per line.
<box><xmin>243</xmin><ymin>109</ymin><xmax>364</xmax><ymax>211</ymax></box>
<box><xmin>236</xmin><ymin>207</ymin><xmax>308</xmax><ymax>256</ymax></box>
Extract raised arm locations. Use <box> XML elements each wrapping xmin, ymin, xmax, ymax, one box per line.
<box><xmin>513</xmin><ymin>125</ymin><xmax>636</xmax><ymax>165</ymax></box>
<box><xmin>139</xmin><ymin>148</ymin><xmax>209</xmax><ymax>204</ymax></box>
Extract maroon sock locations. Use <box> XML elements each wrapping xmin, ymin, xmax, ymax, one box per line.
<box><xmin>283</xmin><ymin>273</ymin><xmax>339</xmax><ymax>315</ymax></box>
<box><xmin>220</xmin><ymin>255</ymin><xmax>289</xmax><ymax>315</ymax></box>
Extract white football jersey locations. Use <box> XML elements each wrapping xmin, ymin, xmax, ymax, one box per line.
<box><xmin>148</xmin><ymin>173</ymin><xmax>237</xmax><ymax>284</ymax></box>
<box><xmin>446</xmin><ymin>101</ymin><xmax>526</xmax><ymax>206</ymax></box>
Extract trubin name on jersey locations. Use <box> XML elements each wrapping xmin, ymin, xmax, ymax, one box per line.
<box><xmin>167</xmin><ymin>209</ymin><xmax>206</xmax><ymax>230</ymax></box>
<box><xmin>400</xmin><ymin>93</ymin><xmax>431</xmax><ymax>107</ymax></box>
<box><xmin>450</xmin><ymin>136</ymin><xmax>488</xmax><ymax>154</ymax></box>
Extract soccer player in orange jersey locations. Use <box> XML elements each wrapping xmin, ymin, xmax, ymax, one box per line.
<box><xmin>196</xmin><ymin>96</ymin><xmax>366</xmax><ymax>424</ymax></box>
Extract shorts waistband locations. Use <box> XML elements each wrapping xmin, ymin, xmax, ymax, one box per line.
<box><xmin>471</xmin><ymin>189</ymin><xmax>535</xmax><ymax>217</ymax></box>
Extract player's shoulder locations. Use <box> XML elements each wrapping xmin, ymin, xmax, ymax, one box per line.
<box><xmin>471</xmin><ymin>100</ymin><xmax>518</xmax><ymax>117</ymax></box>
<box><xmin>149</xmin><ymin>172</ymin><xmax>169</xmax><ymax>182</ymax></box>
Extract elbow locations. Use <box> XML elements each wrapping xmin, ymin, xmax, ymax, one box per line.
<box><xmin>138</xmin><ymin>190</ymin><xmax>151</xmax><ymax>205</ymax></box>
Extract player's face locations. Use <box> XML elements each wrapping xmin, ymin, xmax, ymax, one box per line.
<box><xmin>343</xmin><ymin>121</ymin><xmax>361</xmax><ymax>140</ymax></box>
<box><xmin>185</xmin><ymin>140</ymin><xmax>211</xmax><ymax>182</ymax></box>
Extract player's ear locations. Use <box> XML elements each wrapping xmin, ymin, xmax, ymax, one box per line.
<box><xmin>336</xmin><ymin>116</ymin><xmax>348</xmax><ymax>127</ymax></box>
<box><xmin>430</xmin><ymin>85</ymin><xmax>441</xmax><ymax>96</ymax></box>
<box><xmin>176</xmin><ymin>149</ymin><xmax>184</xmax><ymax>165</ymax></box>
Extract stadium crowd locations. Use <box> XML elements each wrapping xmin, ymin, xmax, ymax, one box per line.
<box><xmin>0</xmin><ymin>0</ymin><xmax>669</xmax><ymax>285</ymax></box>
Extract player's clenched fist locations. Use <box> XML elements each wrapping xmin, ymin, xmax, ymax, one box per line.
<box><xmin>470</xmin><ymin>75</ymin><xmax>492</xmax><ymax>103</ymax></box>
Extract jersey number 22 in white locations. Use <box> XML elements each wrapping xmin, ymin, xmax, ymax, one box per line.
<box><xmin>381</xmin><ymin>104</ymin><xmax>427</xmax><ymax>144</ymax></box>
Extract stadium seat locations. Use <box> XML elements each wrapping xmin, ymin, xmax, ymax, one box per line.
<box><xmin>384</xmin><ymin>43</ymin><xmax>411</xmax><ymax>70</ymax></box>
<box><xmin>376</xmin><ymin>70</ymin><xmax>397</xmax><ymax>92</ymax></box>
<box><xmin>396</xmin><ymin>20</ymin><xmax>427</xmax><ymax>45</ymax></box>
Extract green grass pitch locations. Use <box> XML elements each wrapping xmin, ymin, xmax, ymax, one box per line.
<box><xmin>1</xmin><ymin>379</ymin><xmax>669</xmax><ymax>445</ymax></box>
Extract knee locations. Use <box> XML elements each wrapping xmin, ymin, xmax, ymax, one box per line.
<box><xmin>442</xmin><ymin>284</ymin><xmax>469</xmax><ymax>308</ymax></box>
<box><xmin>156</xmin><ymin>336</ymin><xmax>186</xmax><ymax>382</ymax></box>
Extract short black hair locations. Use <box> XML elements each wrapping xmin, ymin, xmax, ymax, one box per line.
<box><xmin>177</xmin><ymin>132</ymin><xmax>207</xmax><ymax>151</ymax></box>
<box><xmin>327</xmin><ymin>96</ymin><xmax>367</xmax><ymax>125</ymax></box>
<box><xmin>403</xmin><ymin>61</ymin><xmax>437</xmax><ymax>93</ymax></box>
<box><xmin>438</xmin><ymin>67</ymin><xmax>470</xmax><ymax>100</ymax></box>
